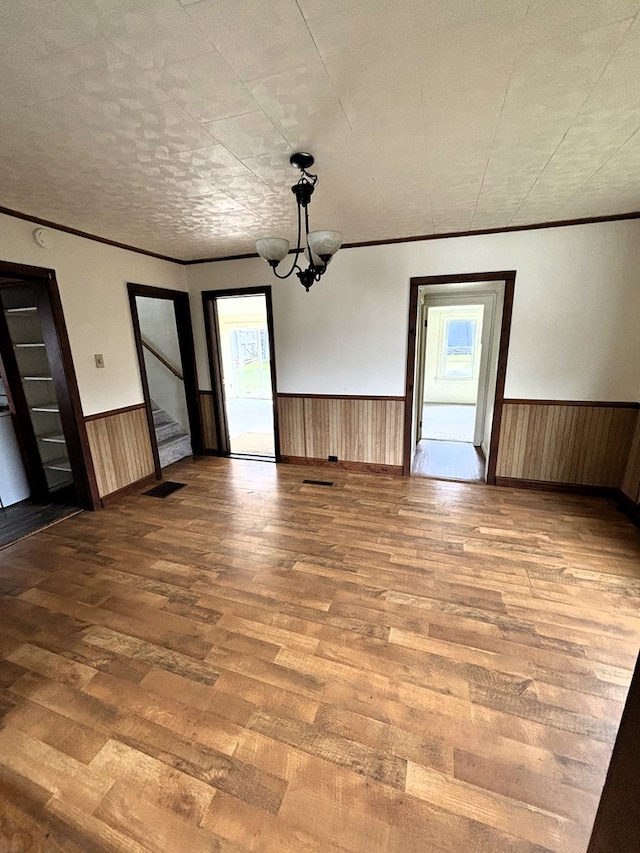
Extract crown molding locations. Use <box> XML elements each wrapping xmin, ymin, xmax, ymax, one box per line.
<box><xmin>0</xmin><ymin>205</ymin><xmax>184</xmax><ymax>264</ymax></box>
<box><xmin>2</xmin><ymin>204</ymin><xmax>640</xmax><ymax>267</ymax></box>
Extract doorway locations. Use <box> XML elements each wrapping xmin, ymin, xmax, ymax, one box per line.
<box><xmin>0</xmin><ymin>260</ymin><xmax>100</xmax><ymax>546</ymax></box>
<box><xmin>203</xmin><ymin>287</ymin><xmax>279</xmax><ymax>460</ymax></box>
<box><xmin>404</xmin><ymin>272</ymin><xmax>515</xmax><ymax>483</ymax></box>
<box><xmin>128</xmin><ymin>284</ymin><xmax>202</xmax><ymax>478</ymax></box>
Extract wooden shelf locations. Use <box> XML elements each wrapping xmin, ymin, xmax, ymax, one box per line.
<box><xmin>45</xmin><ymin>466</ymin><xmax>73</xmax><ymax>490</ymax></box>
<box><xmin>45</xmin><ymin>458</ymin><xmax>72</xmax><ymax>473</ymax></box>
<box><xmin>39</xmin><ymin>434</ymin><xmax>66</xmax><ymax>444</ymax></box>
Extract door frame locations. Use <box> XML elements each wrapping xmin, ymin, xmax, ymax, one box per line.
<box><xmin>403</xmin><ymin>271</ymin><xmax>515</xmax><ymax>482</ymax></box>
<box><xmin>0</xmin><ymin>259</ymin><xmax>101</xmax><ymax>510</ymax></box>
<box><xmin>127</xmin><ymin>283</ymin><xmax>203</xmax><ymax>479</ymax></box>
<box><xmin>202</xmin><ymin>286</ymin><xmax>280</xmax><ymax>460</ymax></box>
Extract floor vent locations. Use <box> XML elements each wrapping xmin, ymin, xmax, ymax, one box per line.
<box><xmin>303</xmin><ymin>479</ymin><xmax>334</xmax><ymax>487</ymax></box>
<box><xmin>143</xmin><ymin>481</ymin><xmax>186</xmax><ymax>498</ymax></box>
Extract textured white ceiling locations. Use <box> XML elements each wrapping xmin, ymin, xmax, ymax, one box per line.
<box><xmin>1</xmin><ymin>0</ymin><xmax>639</xmax><ymax>260</ymax></box>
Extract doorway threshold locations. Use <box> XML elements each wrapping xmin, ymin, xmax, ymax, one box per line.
<box><xmin>228</xmin><ymin>453</ymin><xmax>276</xmax><ymax>463</ymax></box>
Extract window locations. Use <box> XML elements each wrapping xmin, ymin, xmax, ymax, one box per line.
<box><xmin>440</xmin><ymin>319</ymin><xmax>477</xmax><ymax>378</ymax></box>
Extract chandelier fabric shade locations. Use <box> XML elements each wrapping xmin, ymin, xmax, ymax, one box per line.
<box><xmin>255</xmin><ymin>153</ymin><xmax>342</xmax><ymax>291</ymax></box>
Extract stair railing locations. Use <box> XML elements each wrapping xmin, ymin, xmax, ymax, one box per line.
<box><xmin>141</xmin><ymin>338</ymin><xmax>183</xmax><ymax>380</ymax></box>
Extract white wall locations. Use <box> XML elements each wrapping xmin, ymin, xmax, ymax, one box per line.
<box><xmin>187</xmin><ymin>219</ymin><xmax>640</xmax><ymax>402</ymax></box>
<box><xmin>0</xmin><ymin>413</ymin><xmax>31</xmax><ymax>506</ymax></box>
<box><xmin>0</xmin><ymin>213</ymin><xmax>187</xmax><ymax>416</ymax></box>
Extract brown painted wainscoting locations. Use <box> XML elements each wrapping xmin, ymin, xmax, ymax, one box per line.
<box><xmin>85</xmin><ymin>404</ymin><xmax>155</xmax><ymax>499</ymax></box>
<box><xmin>277</xmin><ymin>394</ymin><xmax>405</xmax><ymax>471</ymax></box>
<box><xmin>496</xmin><ymin>400</ymin><xmax>639</xmax><ymax>493</ymax></box>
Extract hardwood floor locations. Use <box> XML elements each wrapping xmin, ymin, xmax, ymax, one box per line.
<box><xmin>0</xmin><ymin>456</ymin><xmax>639</xmax><ymax>852</ymax></box>
<box><xmin>412</xmin><ymin>438</ymin><xmax>485</xmax><ymax>482</ymax></box>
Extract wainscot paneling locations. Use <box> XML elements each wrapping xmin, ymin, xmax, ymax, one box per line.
<box><xmin>497</xmin><ymin>401</ymin><xmax>638</xmax><ymax>488</ymax></box>
<box><xmin>622</xmin><ymin>411</ymin><xmax>640</xmax><ymax>503</ymax></box>
<box><xmin>85</xmin><ymin>404</ymin><xmax>155</xmax><ymax>498</ymax></box>
<box><xmin>277</xmin><ymin>394</ymin><xmax>405</xmax><ymax>468</ymax></box>
<box><xmin>198</xmin><ymin>391</ymin><xmax>218</xmax><ymax>453</ymax></box>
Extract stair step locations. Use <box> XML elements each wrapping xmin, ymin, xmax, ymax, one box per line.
<box><xmin>158</xmin><ymin>433</ymin><xmax>192</xmax><ymax>468</ymax></box>
<box><xmin>155</xmin><ymin>420</ymin><xmax>184</xmax><ymax>442</ymax></box>
<box><xmin>153</xmin><ymin>409</ymin><xmax>173</xmax><ymax>426</ymax></box>
<box><xmin>149</xmin><ymin>402</ymin><xmax>191</xmax><ymax>467</ymax></box>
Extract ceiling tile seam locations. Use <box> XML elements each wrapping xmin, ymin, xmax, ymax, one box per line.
<box><xmin>541</xmin><ymin>121</ymin><xmax>640</xmax><ymax>222</ymax></box>
<box><xmin>293</xmin><ymin>0</ymin><xmax>354</xmax><ymax>133</ymax></box>
<box><xmin>507</xmin><ymin>12</ymin><xmax>640</xmax><ymax>226</ymax></box>
<box><xmin>468</xmin><ymin>0</ymin><xmax>534</xmax><ymax>230</ymax></box>
<box><xmin>558</xmin><ymin>123</ymin><xmax>640</xmax><ymax>216</ymax></box>
<box><xmin>150</xmin><ymin>27</ymin><xmax>265</xmax><ymax>126</ymax></box>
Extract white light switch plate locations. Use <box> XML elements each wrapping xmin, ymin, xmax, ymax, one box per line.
<box><xmin>94</xmin><ymin>354</ymin><xmax>104</xmax><ymax>368</ymax></box>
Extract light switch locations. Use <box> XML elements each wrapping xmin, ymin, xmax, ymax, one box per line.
<box><xmin>94</xmin><ymin>354</ymin><xmax>104</xmax><ymax>368</ymax></box>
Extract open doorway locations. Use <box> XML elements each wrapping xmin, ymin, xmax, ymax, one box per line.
<box><xmin>404</xmin><ymin>272</ymin><xmax>515</xmax><ymax>483</ymax></box>
<box><xmin>128</xmin><ymin>283</ymin><xmax>202</xmax><ymax>478</ymax></box>
<box><xmin>0</xmin><ymin>260</ymin><xmax>100</xmax><ymax>547</ymax></box>
<box><xmin>203</xmin><ymin>287</ymin><xmax>279</xmax><ymax>460</ymax></box>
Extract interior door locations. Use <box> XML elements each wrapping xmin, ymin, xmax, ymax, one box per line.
<box><xmin>412</xmin><ymin>297</ymin><xmax>428</xmax><ymax>451</ymax></box>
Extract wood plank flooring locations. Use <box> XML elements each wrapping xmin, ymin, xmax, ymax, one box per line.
<box><xmin>412</xmin><ymin>438</ymin><xmax>485</xmax><ymax>482</ymax></box>
<box><xmin>1</xmin><ymin>456</ymin><xmax>639</xmax><ymax>852</ymax></box>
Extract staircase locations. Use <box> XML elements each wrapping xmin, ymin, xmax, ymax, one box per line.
<box><xmin>151</xmin><ymin>402</ymin><xmax>192</xmax><ymax>468</ymax></box>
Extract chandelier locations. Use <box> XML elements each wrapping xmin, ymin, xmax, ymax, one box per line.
<box><xmin>256</xmin><ymin>152</ymin><xmax>342</xmax><ymax>292</ymax></box>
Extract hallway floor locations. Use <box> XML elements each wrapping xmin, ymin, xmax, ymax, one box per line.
<box><xmin>422</xmin><ymin>403</ymin><xmax>476</xmax><ymax>442</ymax></box>
<box><xmin>412</xmin><ymin>439</ymin><xmax>485</xmax><ymax>482</ymax></box>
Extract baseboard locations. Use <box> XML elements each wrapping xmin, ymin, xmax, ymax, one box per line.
<box><xmin>280</xmin><ymin>455</ymin><xmax>403</xmax><ymax>476</ymax></box>
<box><xmin>618</xmin><ymin>491</ymin><xmax>640</xmax><ymax>528</ymax></box>
<box><xmin>495</xmin><ymin>477</ymin><xmax>618</xmax><ymax>497</ymax></box>
<box><xmin>100</xmin><ymin>473</ymin><xmax>159</xmax><ymax>505</ymax></box>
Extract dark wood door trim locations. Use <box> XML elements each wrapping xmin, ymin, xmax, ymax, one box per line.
<box><xmin>36</xmin><ymin>277</ymin><xmax>101</xmax><ymax>509</ymax></box>
<box><xmin>403</xmin><ymin>271</ymin><xmax>516</xmax><ymax>483</ymax></box>
<box><xmin>587</xmin><ymin>649</ymin><xmax>640</xmax><ymax>852</ymax></box>
<box><xmin>202</xmin><ymin>297</ymin><xmax>228</xmax><ymax>453</ymax></box>
<box><xmin>202</xmin><ymin>286</ymin><xmax>281</xmax><ymax>461</ymax></box>
<box><xmin>127</xmin><ymin>284</ymin><xmax>203</xmax><ymax>476</ymax></box>
<box><xmin>0</xmin><ymin>261</ymin><xmax>101</xmax><ymax>510</ymax></box>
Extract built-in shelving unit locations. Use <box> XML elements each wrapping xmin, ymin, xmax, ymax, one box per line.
<box><xmin>1</xmin><ymin>287</ymin><xmax>73</xmax><ymax>494</ymax></box>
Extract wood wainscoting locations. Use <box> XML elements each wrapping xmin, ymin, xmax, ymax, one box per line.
<box><xmin>496</xmin><ymin>400</ymin><xmax>639</xmax><ymax>491</ymax></box>
<box><xmin>85</xmin><ymin>404</ymin><xmax>156</xmax><ymax>499</ymax></box>
<box><xmin>198</xmin><ymin>391</ymin><xmax>218</xmax><ymax>453</ymax></box>
<box><xmin>622</xmin><ymin>411</ymin><xmax>640</xmax><ymax>502</ymax></box>
<box><xmin>277</xmin><ymin>394</ymin><xmax>405</xmax><ymax>471</ymax></box>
